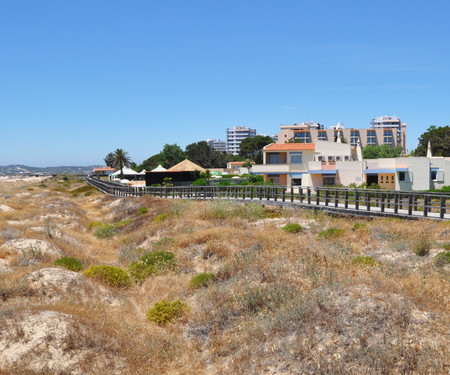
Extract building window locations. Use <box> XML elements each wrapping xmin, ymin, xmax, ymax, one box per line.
<box><xmin>268</xmin><ymin>153</ymin><xmax>279</xmax><ymax>164</ymax></box>
<box><xmin>334</xmin><ymin>131</ymin><xmax>344</xmax><ymax>141</ymax></box>
<box><xmin>293</xmin><ymin>131</ymin><xmax>311</xmax><ymax>143</ymax></box>
<box><xmin>290</xmin><ymin>152</ymin><xmax>302</xmax><ymax>164</ymax></box>
<box><xmin>383</xmin><ymin>130</ymin><xmax>393</xmax><ymax>144</ymax></box>
<box><xmin>323</xmin><ymin>176</ymin><xmax>335</xmax><ymax>186</ymax></box>
<box><xmin>318</xmin><ymin>131</ymin><xmax>327</xmax><ymax>141</ymax></box>
<box><xmin>350</xmin><ymin>130</ymin><xmax>360</xmax><ymax>146</ymax></box>
<box><xmin>380</xmin><ymin>175</ymin><xmax>383</xmax><ymax>182</ymax></box>
<box><xmin>399</xmin><ymin>171</ymin><xmax>406</xmax><ymax>181</ymax></box>
<box><xmin>367</xmin><ymin>130</ymin><xmax>376</xmax><ymax>145</ymax></box>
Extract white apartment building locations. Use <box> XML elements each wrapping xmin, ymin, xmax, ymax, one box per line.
<box><xmin>226</xmin><ymin>126</ymin><xmax>256</xmax><ymax>155</ymax></box>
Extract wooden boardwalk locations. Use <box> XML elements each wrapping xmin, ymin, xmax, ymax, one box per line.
<box><xmin>86</xmin><ymin>176</ymin><xmax>450</xmax><ymax>220</ymax></box>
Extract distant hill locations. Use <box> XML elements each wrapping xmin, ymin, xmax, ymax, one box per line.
<box><xmin>0</xmin><ymin>164</ymin><xmax>102</xmax><ymax>175</ymax></box>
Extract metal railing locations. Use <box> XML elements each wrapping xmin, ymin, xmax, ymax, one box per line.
<box><xmin>85</xmin><ymin>176</ymin><xmax>449</xmax><ymax>220</ymax></box>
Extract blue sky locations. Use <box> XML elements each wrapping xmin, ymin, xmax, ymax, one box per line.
<box><xmin>1</xmin><ymin>0</ymin><xmax>449</xmax><ymax>166</ymax></box>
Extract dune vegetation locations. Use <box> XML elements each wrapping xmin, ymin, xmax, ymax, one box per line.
<box><xmin>0</xmin><ymin>177</ymin><xmax>448</xmax><ymax>374</ymax></box>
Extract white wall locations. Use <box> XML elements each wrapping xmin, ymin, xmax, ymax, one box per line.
<box><xmin>336</xmin><ymin>161</ymin><xmax>364</xmax><ymax>186</ymax></box>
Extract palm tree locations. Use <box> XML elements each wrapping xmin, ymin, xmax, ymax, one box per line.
<box><xmin>112</xmin><ymin>148</ymin><xmax>132</xmax><ymax>179</ymax></box>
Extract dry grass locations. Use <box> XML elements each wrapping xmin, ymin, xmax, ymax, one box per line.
<box><xmin>0</xmin><ymin>177</ymin><xmax>448</xmax><ymax>374</ymax></box>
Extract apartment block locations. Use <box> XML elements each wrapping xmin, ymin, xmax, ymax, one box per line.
<box><xmin>226</xmin><ymin>126</ymin><xmax>256</xmax><ymax>155</ymax></box>
<box><xmin>275</xmin><ymin>117</ymin><xmax>407</xmax><ymax>154</ymax></box>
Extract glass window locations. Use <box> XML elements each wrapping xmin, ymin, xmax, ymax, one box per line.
<box><xmin>399</xmin><ymin>172</ymin><xmax>406</xmax><ymax>181</ymax></box>
<box><xmin>268</xmin><ymin>153</ymin><xmax>279</xmax><ymax>164</ymax></box>
<box><xmin>318</xmin><ymin>131</ymin><xmax>327</xmax><ymax>141</ymax></box>
<box><xmin>290</xmin><ymin>152</ymin><xmax>302</xmax><ymax>164</ymax></box>
<box><xmin>293</xmin><ymin>132</ymin><xmax>311</xmax><ymax>143</ymax></box>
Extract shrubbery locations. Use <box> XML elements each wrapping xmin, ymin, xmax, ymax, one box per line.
<box><xmin>193</xmin><ymin>178</ymin><xmax>207</xmax><ymax>186</ymax></box>
<box><xmin>443</xmin><ymin>243</ymin><xmax>450</xmax><ymax>250</ymax></box>
<box><xmin>146</xmin><ymin>299</ymin><xmax>189</xmax><ymax>326</ymax></box>
<box><xmin>190</xmin><ymin>272</ymin><xmax>214</xmax><ymax>289</ymax></box>
<box><xmin>83</xmin><ymin>265</ymin><xmax>131</xmax><ymax>287</ymax></box>
<box><xmin>154</xmin><ymin>213</ymin><xmax>168</xmax><ymax>224</ymax></box>
<box><xmin>352</xmin><ymin>255</ymin><xmax>377</xmax><ymax>266</ymax></box>
<box><xmin>317</xmin><ymin>227</ymin><xmax>343</xmax><ymax>240</ymax></box>
<box><xmin>128</xmin><ymin>251</ymin><xmax>176</xmax><ymax>282</ymax></box>
<box><xmin>281</xmin><ymin>223</ymin><xmax>302</xmax><ymax>233</ymax></box>
<box><xmin>352</xmin><ymin>222</ymin><xmax>367</xmax><ymax>231</ymax></box>
<box><xmin>53</xmin><ymin>256</ymin><xmax>83</xmax><ymax>272</ymax></box>
<box><xmin>413</xmin><ymin>238</ymin><xmax>431</xmax><ymax>256</ymax></box>
<box><xmin>137</xmin><ymin>206</ymin><xmax>148</xmax><ymax>216</ymax></box>
<box><xmin>88</xmin><ymin>220</ymin><xmax>133</xmax><ymax>239</ymax></box>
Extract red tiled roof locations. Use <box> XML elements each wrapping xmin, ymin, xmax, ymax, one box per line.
<box><xmin>263</xmin><ymin>143</ymin><xmax>315</xmax><ymax>151</ymax></box>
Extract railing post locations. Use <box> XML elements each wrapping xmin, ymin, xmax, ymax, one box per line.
<box><xmin>307</xmin><ymin>187</ymin><xmax>311</xmax><ymax>204</ymax></box>
<box><xmin>290</xmin><ymin>187</ymin><xmax>294</xmax><ymax>202</ymax></box>
<box><xmin>423</xmin><ymin>195</ymin><xmax>428</xmax><ymax>217</ymax></box>
<box><xmin>250</xmin><ymin>187</ymin><xmax>254</xmax><ymax>200</ymax></box>
<box><xmin>345</xmin><ymin>190</ymin><xmax>349</xmax><ymax>209</ymax></box>
<box><xmin>414</xmin><ymin>195</ymin><xmax>418</xmax><ymax>211</ymax></box>
<box><xmin>366</xmin><ymin>192</ymin><xmax>370</xmax><ymax>211</ymax></box>
<box><xmin>274</xmin><ymin>187</ymin><xmax>277</xmax><ymax>202</ymax></box>
<box><xmin>408</xmin><ymin>195</ymin><xmax>413</xmax><ymax>216</ymax></box>
<box><xmin>282</xmin><ymin>187</ymin><xmax>285</xmax><ymax>202</ymax></box>
<box><xmin>440</xmin><ymin>196</ymin><xmax>446</xmax><ymax>219</ymax></box>
<box><xmin>316</xmin><ymin>188</ymin><xmax>320</xmax><ymax>206</ymax></box>
<box><xmin>394</xmin><ymin>193</ymin><xmax>399</xmax><ymax>214</ymax></box>
<box><xmin>299</xmin><ymin>187</ymin><xmax>303</xmax><ymax>203</ymax></box>
<box><xmin>334</xmin><ymin>189</ymin><xmax>339</xmax><ymax>208</ymax></box>
<box><xmin>325</xmin><ymin>189</ymin><xmax>329</xmax><ymax>206</ymax></box>
<box><xmin>380</xmin><ymin>192</ymin><xmax>385</xmax><ymax>212</ymax></box>
<box><xmin>354</xmin><ymin>190</ymin><xmax>359</xmax><ymax>210</ymax></box>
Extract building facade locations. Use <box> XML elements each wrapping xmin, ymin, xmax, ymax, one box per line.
<box><xmin>275</xmin><ymin>117</ymin><xmax>407</xmax><ymax>154</ymax></box>
<box><xmin>226</xmin><ymin>126</ymin><xmax>256</xmax><ymax>155</ymax></box>
<box><xmin>206</xmin><ymin>138</ymin><xmax>227</xmax><ymax>153</ymax></box>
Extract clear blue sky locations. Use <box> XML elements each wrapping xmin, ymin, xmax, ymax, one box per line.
<box><xmin>1</xmin><ymin>0</ymin><xmax>449</xmax><ymax>166</ymax></box>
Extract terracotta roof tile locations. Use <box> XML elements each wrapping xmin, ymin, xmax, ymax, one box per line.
<box><xmin>263</xmin><ymin>143</ymin><xmax>315</xmax><ymax>151</ymax></box>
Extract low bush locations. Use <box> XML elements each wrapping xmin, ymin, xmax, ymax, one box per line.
<box><xmin>413</xmin><ymin>238</ymin><xmax>431</xmax><ymax>256</ymax></box>
<box><xmin>352</xmin><ymin>255</ymin><xmax>377</xmax><ymax>267</ymax></box>
<box><xmin>317</xmin><ymin>227</ymin><xmax>343</xmax><ymax>240</ymax></box>
<box><xmin>443</xmin><ymin>243</ymin><xmax>450</xmax><ymax>250</ymax></box>
<box><xmin>89</xmin><ymin>220</ymin><xmax>132</xmax><ymax>239</ymax></box>
<box><xmin>352</xmin><ymin>222</ymin><xmax>367</xmax><ymax>231</ymax></box>
<box><xmin>154</xmin><ymin>213</ymin><xmax>168</xmax><ymax>224</ymax></box>
<box><xmin>53</xmin><ymin>256</ymin><xmax>83</xmax><ymax>272</ymax></box>
<box><xmin>146</xmin><ymin>299</ymin><xmax>189</xmax><ymax>326</ymax></box>
<box><xmin>190</xmin><ymin>272</ymin><xmax>215</xmax><ymax>289</ymax></box>
<box><xmin>193</xmin><ymin>178</ymin><xmax>207</xmax><ymax>186</ymax></box>
<box><xmin>137</xmin><ymin>206</ymin><xmax>148</xmax><ymax>216</ymax></box>
<box><xmin>433</xmin><ymin>251</ymin><xmax>450</xmax><ymax>266</ymax></box>
<box><xmin>128</xmin><ymin>251</ymin><xmax>176</xmax><ymax>282</ymax></box>
<box><xmin>281</xmin><ymin>223</ymin><xmax>302</xmax><ymax>233</ymax></box>
<box><xmin>83</xmin><ymin>265</ymin><xmax>131</xmax><ymax>287</ymax></box>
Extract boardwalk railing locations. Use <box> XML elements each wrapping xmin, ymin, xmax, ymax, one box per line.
<box><xmin>86</xmin><ymin>176</ymin><xmax>449</xmax><ymax>220</ymax></box>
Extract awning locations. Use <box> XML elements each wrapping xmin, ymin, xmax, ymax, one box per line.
<box><xmin>307</xmin><ymin>170</ymin><xmax>337</xmax><ymax>175</ymax></box>
<box><xmin>289</xmin><ymin>173</ymin><xmax>303</xmax><ymax>178</ymax></box>
<box><xmin>364</xmin><ymin>168</ymin><xmax>407</xmax><ymax>174</ymax></box>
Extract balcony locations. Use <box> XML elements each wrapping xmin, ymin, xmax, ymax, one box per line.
<box><xmin>251</xmin><ymin>164</ymin><xmax>305</xmax><ymax>174</ymax></box>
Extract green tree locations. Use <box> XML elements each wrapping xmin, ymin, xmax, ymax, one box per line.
<box><xmin>239</xmin><ymin>135</ymin><xmax>273</xmax><ymax>164</ymax></box>
<box><xmin>104</xmin><ymin>152</ymin><xmax>115</xmax><ymax>167</ymax></box>
<box><xmin>160</xmin><ymin>144</ymin><xmax>186</xmax><ymax>169</ymax></box>
<box><xmin>138</xmin><ymin>153</ymin><xmax>163</xmax><ymax>172</ymax></box>
<box><xmin>112</xmin><ymin>148</ymin><xmax>132</xmax><ymax>179</ymax></box>
<box><xmin>413</xmin><ymin>125</ymin><xmax>450</xmax><ymax>157</ymax></box>
<box><xmin>185</xmin><ymin>141</ymin><xmax>215</xmax><ymax>168</ymax></box>
<box><xmin>362</xmin><ymin>145</ymin><xmax>403</xmax><ymax>159</ymax></box>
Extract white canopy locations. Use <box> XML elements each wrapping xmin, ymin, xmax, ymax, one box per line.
<box><xmin>152</xmin><ymin>165</ymin><xmax>167</xmax><ymax>172</ymax></box>
<box><xmin>138</xmin><ymin>169</ymin><xmax>146</xmax><ymax>175</ymax></box>
<box><xmin>110</xmin><ymin>167</ymin><xmax>139</xmax><ymax>176</ymax></box>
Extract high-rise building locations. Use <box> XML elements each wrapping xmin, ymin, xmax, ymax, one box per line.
<box><xmin>206</xmin><ymin>138</ymin><xmax>227</xmax><ymax>153</ymax></box>
<box><xmin>226</xmin><ymin>126</ymin><xmax>256</xmax><ymax>155</ymax></box>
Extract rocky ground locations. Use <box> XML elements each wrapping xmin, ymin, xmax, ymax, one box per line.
<box><xmin>0</xmin><ymin>177</ymin><xmax>448</xmax><ymax>374</ymax></box>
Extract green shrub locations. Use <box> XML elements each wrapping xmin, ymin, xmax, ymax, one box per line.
<box><xmin>53</xmin><ymin>256</ymin><xmax>83</xmax><ymax>272</ymax></box>
<box><xmin>281</xmin><ymin>223</ymin><xmax>302</xmax><ymax>233</ymax></box>
<box><xmin>352</xmin><ymin>222</ymin><xmax>367</xmax><ymax>231</ymax></box>
<box><xmin>193</xmin><ymin>178</ymin><xmax>207</xmax><ymax>186</ymax></box>
<box><xmin>115</xmin><ymin>219</ymin><xmax>133</xmax><ymax>227</ymax></box>
<box><xmin>128</xmin><ymin>251</ymin><xmax>176</xmax><ymax>282</ymax></box>
<box><xmin>154</xmin><ymin>213</ymin><xmax>168</xmax><ymax>224</ymax></box>
<box><xmin>433</xmin><ymin>251</ymin><xmax>450</xmax><ymax>266</ymax></box>
<box><xmin>83</xmin><ymin>265</ymin><xmax>131</xmax><ymax>287</ymax></box>
<box><xmin>443</xmin><ymin>243</ymin><xmax>450</xmax><ymax>250</ymax></box>
<box><xmin>317</xmin><ymin>227</ymin><xmax>343</xmax><ymax>240</ymax></box>
<box><xmin>137</xmin><ymin>206</ymin><xmax>148</xmax><ymax>216</ymax></box>
<box><xmin>352</xmin><ymin>255</ymin><xmax>377</xmax><ymax>267</ymax></box>
<box><xmin>218</xmin><ymin>180</ymin><xmax>231</xmax><ymax>186</ymax></box>
<box><xmin>94</xmin><ymin>224</ymin><xmax>118</xmax><ymax>239</ymax></box>
<box><xmin>146</xmin><ymin>299</ymin><xmax>189</xmax><ymax>326</ymax></box>
<box><xmin>190</xmin><ymin>272</ymin><xmax>215</xmax><ymax>289</ymax></box>
<box><xmin>413</xmin><ymin>238</ymin><xmax>431</xmax><ymax>256</ymax></box>
<box><xmin>88</xmin><ymin>221</ymin><xmax>103</xmax><ymax>228</ymax></box>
